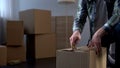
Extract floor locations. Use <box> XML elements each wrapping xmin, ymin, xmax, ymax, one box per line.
<box><xmin>0</xmin><ymin>57</ymin><xmax>113</xmax><ymax>68</ymax></box>
<box><xmin>0</xmin><ymin>57</ymin><xmax>56</xmax><ymax>68</ymax></box>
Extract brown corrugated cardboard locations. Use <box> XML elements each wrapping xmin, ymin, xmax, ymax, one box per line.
<box><xmin>51</xmin><ymin>16</ymin><xmax>56</xmax><ymax>33</ymax></box>
<box><xmin>51</xmin><ymin>16</ymin><xmax>73</xmax><ymax>49</ymax></box>
<box><xmin>56</xmin><ymin>46</ymin><xmax>106</xmax><ymax>68</ymax></box>
<box><xmin>35</xmin><ymin>34</ymin><xmax>56</xmax><ymax>59</ymax></box>
<box><xmin>6</xmin><ymin>20</ymin><xmax>24</xmax><ymax>46</ymax></box>
<box><xmin>0</xmin><ymin>45</ymin><xmax>7</xmax><ymax>66</ymax></box>
<box><xmin>7</xmin><ymin>46</ymin><xmax>26</xmax><ymax>62</ymax></box>
<box><xmin>26</xmin><ymin>33</ymin><xmax>56</xmax><ymax>60</ymax></box>
<box><xmin>19</xmin><ymin>9</ymin><xmax>52</xmax><ymax>34</ymax></box>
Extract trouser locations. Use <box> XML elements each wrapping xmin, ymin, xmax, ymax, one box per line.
<box><xmin>101</xmin><ymin>23</ymin><xmax>120</xmax><ymax>68</ymax></box>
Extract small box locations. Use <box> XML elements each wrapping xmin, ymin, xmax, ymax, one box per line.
<box><xmin>7</xmin><ymin>46</ymin><xmax>26</xmax><ymax>62</ymax></box>
<box><xmin>6</xmin><ymin>20</ymin><xmax>24</xmax><ymax>46</ymax></box>
<box><xmin>56</xmin><ymin>46</ymin><xmax>106</xmax><ymax>68</ymax></box>
<box><xmin>19</xmin><ymin>9</ymin><xmax>52</xmax><ymax>34</ymax></box>
<box><xmin>0</xmin><ymin>45</ymin><xmax>7</xmax><ymax>66</ymax></box>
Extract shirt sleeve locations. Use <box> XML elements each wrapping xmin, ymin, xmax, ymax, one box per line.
<box><xmin>102</xmin><ymin>0</ymin><xmax>120</xmax><ymax>32</ymax></box>
<box><xmin>73</xmin><ymin>0</ymin><xmax>88</xmax><ymax>32</ymax></box>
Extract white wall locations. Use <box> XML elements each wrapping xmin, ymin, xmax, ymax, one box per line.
<box><xmin>0</xmin><ymin>0</ymin><xmax>20</xmax><ymax>44</ymax></box>
<box><xmin>12</xmin><ymin>0</ymin><xmax>20</xmax><ymax>20</ymax></box>
<box><xmin>19</xmin><ymin>0</ymin><xmax>78</xmax><ymax>16</ymax></box>
<box><xmin>19</xmin><ymin>0</ymin><xmax>90</xmax><ymax>46</ymax></box>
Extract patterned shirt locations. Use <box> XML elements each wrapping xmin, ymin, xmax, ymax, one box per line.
<box><xmin>73</xmin><ymin>0</ymin><xmax>108</xmax><ymax>38</ymax></box>
<box><xmin>103</xmin><ymin>0</ymin><xmax>120</xmax><ymax>31</ymax></box>
<box><xmin>73</xmin><ymin>0</ymin><xmax>119</xmax><ymax>35</ymax></box>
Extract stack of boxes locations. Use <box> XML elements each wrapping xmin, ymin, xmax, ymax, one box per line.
<box><xmin>19</xmin><ymin>9</ymin><xmax>56</xmax><ymax>62</ymax></box>
<box><xmin>51</xmin><ymin>16</ymin><xmax>73</xmax><ymax>49</ymax></box>
<box><xmin>6</xmin><ymin>20</ymin><xmax>26</xmax><ymax>64</ymax></box>
<box><xmin>0</xmin><ymin>45</ymin><xmax>7</xmax><ymax>66</ymax></box>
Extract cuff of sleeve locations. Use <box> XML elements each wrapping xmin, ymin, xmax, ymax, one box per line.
<box><xmin>102</xmin><ymin>24</ymin><xmax>111</xmax><ymax>32</ymax></box>
<box><xmin>73</xmin><ymin>28</ymin><xmax>81</xmax><ymax>33</ymax></box>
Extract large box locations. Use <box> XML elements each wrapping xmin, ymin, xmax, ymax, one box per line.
<box><xmin>26</xmin><ymin>33</ymin><xmax>56</xmax><ymax>61</ymax></box>
<box><xmin>51</xmin><ymin>16</ymin><xmax>56</xmax><ymax>33</ymax></box>
<box><xmin>6</xmin><ymin>20</ymin><xmax>24</xmax><ymax>46</ymax></box>
<box><xmin>56</xmin><ymin>46</ymin><xmax>106</xmax><ymax>68</ymax></box>
<box><xmin>0</xmin><ymin>45</ymin><xmax>7</xmax><ymax>66</ymax></box>
<box><xmin>7</xmin><ymin>46</ymin><xmax>26</xmax><ymax>62</ymax></box>
<box><xmin>51</xmin><ymin>16</ymin><xmax>73</xmax><ymax>49</ymax></box>
<box><xmin>19</xmin><ymin>9</ymin><xmax>52</xmax><ymax>34</ymax></box>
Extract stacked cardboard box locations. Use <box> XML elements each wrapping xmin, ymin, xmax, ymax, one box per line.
<box><xmin>6</xmin><ymin>20</ymin><xmax>26</xmax><ymax>64</ymax></box>
<box><xmin>26</xmin><ymin>33</ymin><xmax>56</xmax><ymax>59</ymax></box>
<box><xmin>7</xmin><ymin>46</ymin><xmax>26</xmax><ymax>62</ymax></box>
<box><xmin>56</xmin><ymin>46</ymin><xmax>107</xmax><ymax>68</ymax></box>
<box><xmin>19</xmin><ymin>9</ymin><xmax>56</xmax><ymax>62</ymax></box>
<box><xmin>19</xmin><ymin>9</ymin><xmax>52</xmax><ymax>34</ymax></box>
<box><xmin>51</xmin><ymin>16</ymin><xmax>73</xmax><ymax>49</ymax></box>
<box><xmin>6</xmin><ymin>21</ymin><xmax>24</xmax><ymax>46</ymax></box>
<box><xmin>0</xmin><ymin>45</ymin><xmax>7</xmax><ymax>66</ymax></box>
<box><xmin>51</xmin><ymin>16</ymin><xmax>56</xmax><ymax>33</ymax></box>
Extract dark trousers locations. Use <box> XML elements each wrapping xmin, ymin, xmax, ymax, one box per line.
<box><xmin>101</xmin><ymin>23</ymin><xmax>120</xmax><ymax>68</ymax></box>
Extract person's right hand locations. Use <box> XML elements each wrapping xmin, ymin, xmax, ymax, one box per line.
<box><xmin>69</xmin><ymin>30</ymin><xmax>81</xmax><ymax>48</ymax></box>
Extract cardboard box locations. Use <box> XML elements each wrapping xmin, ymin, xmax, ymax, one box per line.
<box><xmin>51</xmin><ymin>16</ymin><xmax>56</xmax><ymax>33</ymax></box>
<box><xmin>56</xmin><ymin>46</ymin><xmax>106</xmax><ymax>68</ymax></box>
<box><xmin>51</xmin><ymin>16</ymin><xmax>73</xmax><ymax>49</ymax></box>
<box><xmin>19</xmin><ymin>9</ymin><xmax>52</xmax><ymax>34</ymax></box>
<box><xmin>0</xmin><ymin>45</ymin><xmax>7</xmax><ymax>66</ymax></box>
<box><xmin>26</xmin><ymin>33</ymin><xmax>56</xmax><ymax>60</ymax></box>
<box><xmin>6</xmin><ymin>20</ymin><xmax>24</xmax><ymax>46</ymax></box>
<box><xmin>7</xmin><ymin>46</ymin><xmax>26</xmax><ymax>62</ymax></box>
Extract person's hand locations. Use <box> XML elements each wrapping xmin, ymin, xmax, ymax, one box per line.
<box><xmin>88</xmin><ymin>28</ymin><xmax>106</xmax><ymax>55</ymax></box>
<box><xmin>70</xmin><ymin>30</ymin><xmax>81</xmax><ymax>49</ymax></box>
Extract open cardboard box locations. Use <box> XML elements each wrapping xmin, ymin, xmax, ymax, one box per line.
<box><xmin>56</xmin><ymin>46</ymin><xmax>106</xmax><ymax>68</ymax></box>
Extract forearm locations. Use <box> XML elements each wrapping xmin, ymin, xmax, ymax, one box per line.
<box><xmin>73</xmin><ymin>0</ymin><xmax>88</xmax><ymax>32</ymax></box>
<box><xmin>103</xmin><ymin>0</ymin><xmax>120</xmax><ymax>32</ymax></box>
<box><xmin>94</xmin><ymin>27</ymin><xmax>107</xmax><ymax>38</ymax></box>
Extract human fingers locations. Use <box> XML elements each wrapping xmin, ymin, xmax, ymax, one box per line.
<box><xmin>94</xmin><ymin>42</ymin><xmax>101</xmax><ymax>55</ymax></box>
<box><xmin>88</xmin><ymin>40</ymin><xmax>94</xmax><ymax>48</ymax></box>
<box><xmin>70</xmin><ymin>35</ymin><xmax>80</xmax><ymax>46</ymax></box>
<box><xmin>70</xmin><ymin>36</ymin><xmax>77</xmax><ymax>48</ymax></box>
<box><xmin>71</xmin><ymin>44</ymin><xmax>77</xmax><ymax>50</ymax></box>
<box><xmin>96</xmin><ymin>43</ymin><xmax>102</xmax><ymax>55</ymax></box>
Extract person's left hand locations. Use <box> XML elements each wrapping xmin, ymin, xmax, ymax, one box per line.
<box><xmin>88</xmin><ymin>28</ymin><xmax>106</xmax><ymax>55</ymax></box>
